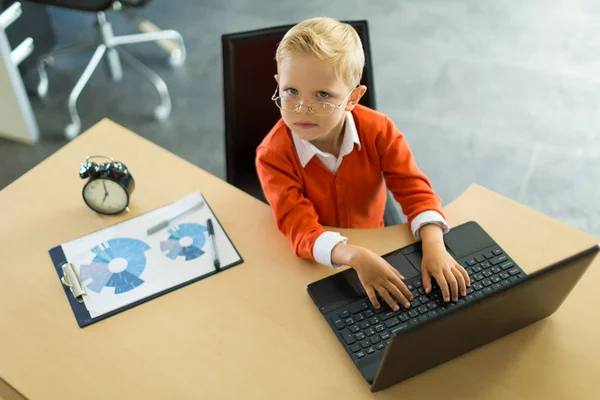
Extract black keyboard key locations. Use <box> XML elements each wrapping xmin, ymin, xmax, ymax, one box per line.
<box><xmin>482</xmin><ymin>279</ymin><xmax>492</xmax><ymax>287</ymax></box>
<box><xmin>366</xmin><ymin>347</ymin><xmax>375</xmax><ymax>355</ymax></box>
<box><xmin>365</xmin><ymin>327</ymin><xmax>376</xmax><ymax>337</ymax></box>
<box><xmin>356</xmin><ymin>351</ymin><xmax>365</xmax><ymax>358</ymax></box>
<box><xmin>492</xmin><ymin>283</ymin><xmax>502</xmax><ymax>290</ymax></box>
<box><xmin>491</xmin><ymin>266</ymin><xmax>502</xmax><ymax>274</ymax></box>
<box><xmin>473</xmin><ymin>265</ymin><xmax>482</xmax><ymax>273</ymax></box>
<box><xmin>375</xmin><ymin>303</ymin><xmax>390</xmax><ymax>314</ymax></box>
<box><xmin>350</xmin><ymin>343</ymin><xmax>361</xmax><ymax>353</ymax></box>
<box><xmin>473</xmin><ymin>282</ymin><xmax>484</xmax><ymax>291</ymax></box>
<box><xmin>466</xmin><ymin>287</ymin><xmax>474</xmax><ymax>295</ymax></box>
<box><xmin>391</xmin><ymin>323</ymin><xmax>410</xmax><ymax>335</ymax></box>
<box><xmin>407</xmin><ymin>284</ymin><xmax>415</xmax><ymax>291</ymax></box>
<box><xmin>371</xmin><ymin>335</ymin><xmax>381</xmax><ymax>344</ymax></box>
<box><xmin>360</xmin><ymin>321</ymin><xmax>370</xmax><ymax>329</ymax></box>
<box><xmin>484</xmin><ymin>287</ymin><xmax>493</xmax><ymax>294</ymax></box>
<box><xmin>408</xmin><ymin>309</ymin><xmax>419</xmax><ymax>318</ymax></box>
<box><xmin>500</xmin><ymin>272</ymin><xmax>510</xmax><ymax>280</ymax></box>
<box><xmin>355</xmin><ymin>332</ymin><xmax>366</xmax><ymax>341</ymax></box>
<box><xmin>467</xmin><ymin>259</ymin><xmax>477</xmax><ymax>266</ymax></box>
<box><xmin>417</xmin><ymin>287</ymin><xmax>425</xmax><ymax>295</ymax></box>
<box><xmin>345</xmin><ymin>318</ymin><xmax>355</xmax><ymax>326</ymax></box>
<box><xmin>418</xmin><ymin>305</ymin><xmax>428</xmax><ymax>314</ymax></box>
<box><xmin>474</xmin><ymin>273</ymin><xmax>484</xmax><ymax>281</ymax></box>
<box><xmin>500</xmin><ymin>261</ymin><xmax>514</xmax><ymax>271</ymax></box>
<box><xmin>350</xmin><ymin>325</ymin><xmax>360</xmax><ymax>333</ymax></box>
<box><xmin>411</xmin><ymin>299</ymin><xmax>420</xmax><ymax>308</ymax></box>
<box><xmin>385</xmin><ymin>317</ymin><xmax>400</xmax><ymax>328</ymax></box>
<box><xmin>493</xmin><ymin>249</ymin><xmax>503</xmax><ymax>256</ymax></box>
<box><xmin>427</xmin><ymin>302</ymin><xmax>437</xmax><ymax>310</ymax></box>
<box><xmin>399</xmin><ymin>313</ymin><xmax>410</xmax><ymax>322</ymax></box>
<box><xmin>349</xmin><ymin>302</ymin><xmax>370</xmax><ymax>314</ymax></box>
<box><xmin>376</xmin><ymin>343</ymin><xmax>386</xmax><ymax>350</ymax></box>
<box><xmin>333</xmin><ymin>319</ymin><xmax>345</xmax><ymax>330</ymax></box>
<box><xmin>380</xmin><ymin>332</ymin><xmax>390</xmax><ymax>340</ymax></box>
<box><xmin>364</xmin><ymin>310</ymin><xmax>374</xmax><ymax>318</ymax></box>
<box><xmin>342</xmin><ymin>331</ymin><xmax>356</xmax><ymax>345</ymax></box>
<box><xmin>465</xmin><ymin>267</ymin><xmax>473</xmax><ymax>275</ymax></box>
<box><xmin>481</xmin><ymin>261</ymin><xmax>492</xmax><ymax>269</ymax></box>
<box><xmin>491</xmin><ymin>275</ymin><xmax>501</xmax><ymax>283</ymax></box>
<box><xmin>419</xmin><ymin>296</ymin><xmax>430</xmax><ymax>304</ymax></box>
<box><xmin>380</xmin><ymin>310</ymin><xmax>400</xmax><ymax>321</ymax></box>
<box><xmin>466</xmin><ymin>294</ymin><xmax>475</xmax><ymax>301</ymax></box>
<box><xmin>418</xmin><ymin>314</ymin><xmax>429</xmax><ymax>323</ymax></box>
<box><xmin>509</xmin><ymin>268</ymin><xmax>520</xmax><ymax>276</ymax></box>
<box><xmin>414</xmin><ymin>281</ymin><xmax>423</xmax><ymax>288</ymax></box>
<box><xmin>340</xmin><ymin>311</ymin><xmax>350</xmax><ymax>319</ymax></box>
<box><xmin>475</xmin><ymin>255</ymin><xmax>485</xmax><ymax>263</ymax></box>
<box><xmin>369</xmin><ymin>316</ymin><xmax>379</xmax><ymax>325</ymax></box>
<box><xmin>483</xmin><ymin>270</ymin><xmax>493</xmax><ymax>278</ymax></box>
<box><xmin>360</xmin><ymin>339</ymin><xmax>372</xmax><ymax>349</ymax></box>
<box><xmin>491</xmin><ymin>255</ymin><xmax>508</xmax><ymax>265</ymax></box>
<box><xmin>374</xmin><ymin>324</ymin><xmax>385</xmax><ymax>332</ymax></box>
<box><xmin>355</xmin><ymin>313</ymin><xmax>365</xmax><ymax>321</ymax></box>
<box><xmin>484</xmin><ymin>251</ymin><xmax>494</xmax><ymax>259</ymax></box>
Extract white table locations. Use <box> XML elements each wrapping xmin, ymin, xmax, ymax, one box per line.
<box><xmin>0</xmin><ymin>2</ymin><xmax>39</xmax><ymax>144</ymax></box>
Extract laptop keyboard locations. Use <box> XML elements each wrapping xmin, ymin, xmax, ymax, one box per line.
<box><xmin>328</xmin><ymin>245</ymin><xmax>526</xmax><ymax>362</ymax></box>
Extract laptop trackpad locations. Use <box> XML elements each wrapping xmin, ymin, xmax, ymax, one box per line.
<box><xmin>384</xmin><ymin>251</ymin><xmax>420</xmax><ymax>280</ymax></box>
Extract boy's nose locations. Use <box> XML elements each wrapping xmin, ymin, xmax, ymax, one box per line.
<box><xmin>295</xmin><ymin>102</ymin><xmax>313</xmax><ymax>115</ymax></box>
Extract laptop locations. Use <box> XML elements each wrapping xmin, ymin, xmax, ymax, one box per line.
<box><xmin>307</xmin><ymin>221</ymin><xmax>599</xmax><ymax>392</ymax></box>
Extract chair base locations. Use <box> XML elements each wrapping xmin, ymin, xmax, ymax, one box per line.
<box><xmin>36</xmin><ymin>6</ymin><xmax>186</xmax><ymax>139</ymax></box>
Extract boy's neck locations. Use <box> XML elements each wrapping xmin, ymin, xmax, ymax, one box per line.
<box><xmin>310</xmin><ymin>115</ymin><xmax>346</xmax><ymax>158</ymax></box>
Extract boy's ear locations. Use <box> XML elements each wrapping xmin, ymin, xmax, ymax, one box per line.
<box><xmin>274</xmin><ymin>74</ymin><xmax>279</xmax><ymax>84</ymax></box>
<box><xmin>345</xmin><ymin>85</ymin><xmax>367</xmax><ymax>111</ymax></box>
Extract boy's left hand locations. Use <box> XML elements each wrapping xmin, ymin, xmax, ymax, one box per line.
<box><xmin>419</xmin><ymin>224</ymin><xmax>470</xmax><ymax>302</ymax></box>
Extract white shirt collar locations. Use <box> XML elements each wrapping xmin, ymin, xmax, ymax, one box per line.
<box><xmin>291</xmin><ymin>111</ymin><xmax>361</xmax><ymax>168</ymax></box>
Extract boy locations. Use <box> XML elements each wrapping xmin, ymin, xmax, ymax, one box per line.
<box><xmin>256</xmin><ymin>17</ymin><xmax>470</xmax><ymax>312</ymax></box>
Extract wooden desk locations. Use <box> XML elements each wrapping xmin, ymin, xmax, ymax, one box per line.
<box><xmin>0</xmin><ymin>120</ymin><xmax>598</xmax><ymax>399</ymax></box>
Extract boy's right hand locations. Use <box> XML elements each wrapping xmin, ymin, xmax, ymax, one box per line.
<box><xmin>332</xmin><ymin>244</ymin><xmax>413</xmax><ymax>311</ymax></box>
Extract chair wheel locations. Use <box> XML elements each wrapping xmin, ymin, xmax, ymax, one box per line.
<box><xmin>154</xmin><ymin>104</ymin><xmax>170</xmax><ymax>121</ymax></box>
<box><xmin>37</xmin><ymin>80</ymin><xmax>48</xmax><ymax>98</ymax></box>
<box><xmin>65</xmin><ymin>123</ymin><xmax>80</xmax><ymax>140</ymax></box>
<box><xmin>169</xmin><ymin>49</ymin><xmax>186</xmax><ymax>68</ymax></box>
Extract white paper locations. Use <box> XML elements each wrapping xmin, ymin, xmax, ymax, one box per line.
<box><xmin>61</xmin><ymin>192</ymin><xmax>241</xmax><ymax>318</ymax></box>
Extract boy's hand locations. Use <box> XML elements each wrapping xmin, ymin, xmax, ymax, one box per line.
<box><xmin>332</xmin><ymin>244</ymin><xmax>413</xmax><ymax>311</ymax></box>
<box><xmin>420</xmin><ymin>225</ymin><xmax>470</xmax><ymax>302</ymax></box>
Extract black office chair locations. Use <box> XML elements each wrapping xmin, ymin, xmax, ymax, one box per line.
<box><xmin>26</xmin><ymin>0</ymin><xmax>186</xmax><ymax>139</ymax></box>
<box><xmin>221</xmin><ymin>20</ymin><xmax>403</xmax><ymax>226</ymax></box>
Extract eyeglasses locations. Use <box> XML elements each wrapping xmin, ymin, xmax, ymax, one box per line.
<box><xmin>271</xmin><ymin>85</ymin><xmax>355</xmax><ymax>117</ymax></box>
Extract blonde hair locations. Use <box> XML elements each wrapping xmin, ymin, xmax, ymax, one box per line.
<box><xmin>276</xmin><ymin>17</ymin><xmax>365</xmax><ymax>88</ymax></box>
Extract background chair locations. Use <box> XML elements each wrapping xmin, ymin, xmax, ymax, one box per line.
<box><xmin>221</xmin><ymin>20</ymin><xmax>403</xmax><ymax>226</ymax></box>
<box><xmin>27</xmin><ymin>0</ymin><xmax>186</xmax><ymax>139</ymax></box>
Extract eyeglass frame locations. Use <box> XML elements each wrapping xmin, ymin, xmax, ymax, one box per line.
<box><xmin>270</xmin><ymin>85</ymin><xmax>357</xmax><ymax>116</ymax></box>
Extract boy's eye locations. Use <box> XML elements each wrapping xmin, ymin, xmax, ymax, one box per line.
<box><xmin>317</xmin><ymin>91</ymin><xmax>330</xmax><ymax>99</ymax></box>
<box><xmin>285</xmin><ymin>88</ymin><xmax>298</xmax><ymax>95</ymax></box>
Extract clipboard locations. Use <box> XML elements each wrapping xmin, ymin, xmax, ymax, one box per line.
<box><xmin>48</xmin><ymin>192</ymin><xmax>243</xmax><ymax>328</ymax></box>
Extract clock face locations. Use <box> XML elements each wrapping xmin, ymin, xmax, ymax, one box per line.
<box><xmin>83</xmin><ymin>178</ymin><xmax>129</xmax><ymax>214</ymax></box>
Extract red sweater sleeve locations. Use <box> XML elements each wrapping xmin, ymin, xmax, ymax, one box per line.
<box><xmin>377</xmin><ymin>116</ymin><xmax>445</xmax><ymax>226</ymax></box>
<box><xmin>256</xmin><ymin>146</ymin><xmax>325</xmax><ymax>260</ymax></box>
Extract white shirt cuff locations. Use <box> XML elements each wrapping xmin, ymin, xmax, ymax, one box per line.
<box><xmin>313</xmin><ymin>231</ymin><xmax>348</xmax><ymax>268</ymax></box>
<box><xmin>411</xmin><ymin>210</ymin><xmax>449</xmax><ymax>240</ymax></box>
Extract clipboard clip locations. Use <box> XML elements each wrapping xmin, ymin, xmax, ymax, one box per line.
<box><xmin>60</xmin><ymin>262</ymin><xmax>86</xmax><ymax>303</ymax></box>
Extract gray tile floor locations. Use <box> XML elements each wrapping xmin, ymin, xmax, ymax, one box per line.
<box><xmin>1</xmin><ymin>0</ymin><xmax>598</xmax><ymax>237</ymax></box>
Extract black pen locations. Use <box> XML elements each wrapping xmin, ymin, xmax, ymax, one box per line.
<box><xmin>206</xmin><ymin>218</ymin><xmax>220</xmax><ymax>271</ymax></box>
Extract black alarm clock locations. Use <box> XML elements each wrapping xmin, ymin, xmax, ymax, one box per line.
<box><xmin>79</xmin><ymin>155</ymin><xmax>135</xmax><ymax>215</ymax></box>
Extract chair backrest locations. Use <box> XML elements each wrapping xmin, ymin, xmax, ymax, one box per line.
<box><xmin>221</xmin><ymin>20</ymin><xmax>376</xmax><ymax>202</ymax></box>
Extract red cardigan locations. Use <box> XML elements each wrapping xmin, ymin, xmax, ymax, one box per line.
<box><xmin>256</xmin><ymin>105</ymin><xmax>444</xmax><ymax>261</ymax></box>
